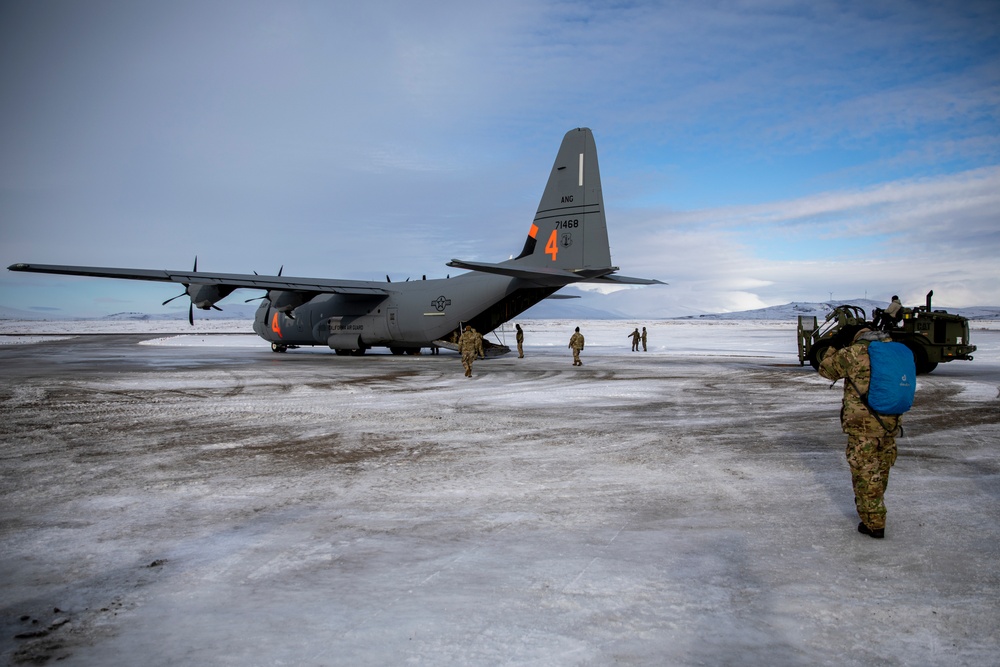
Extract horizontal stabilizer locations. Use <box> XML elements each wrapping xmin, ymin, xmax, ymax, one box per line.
<box><xmin>447</xmin><ymin>259</ymin><xmax>662</xmax><ymax>287</ymax></box>
<box><xmin>582</xmin><ymin>274</ymin><xmax>666</xmax><ymax>286</ymax></box>
<box><xmin>446</xmin><ymin>259</ymin><xmax>588</xmax><ymax>283</ymax></box>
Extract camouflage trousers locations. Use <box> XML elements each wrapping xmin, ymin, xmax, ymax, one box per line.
<box><xmin>572</xmin><ymin>349</ymin><xmax>582</xmax><ymax>366</ymax></box>
<box><xmin>461</xmin><ymin>351</ymin><xmax>476</xmax><ymax>376</ymax></box>
<box><xmin>845</xmin><ymin>433</ymin><xmax>897</xmax><ymax>530</ymax></box>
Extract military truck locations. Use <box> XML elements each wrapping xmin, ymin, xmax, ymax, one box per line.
<box><xmin>797</xmin><ymin>290</ymin><xmax>976</xmax><ymax>374</ymax></box>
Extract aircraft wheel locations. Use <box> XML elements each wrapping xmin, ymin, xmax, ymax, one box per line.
<box><xmin>271</xmin><ymin>342</ymin><xmax>288</xmax><ymax>353</ymax></box>
<box><xmin>349</xmin><ymin>348</ymin><xmax>366</xmax><ymax>356</ymax></box>
<box><xmin>334</xmin><ymin>349</ymin><xmax>350</xmax><ymax>356</ymax></box>
<box><xmin>390</xmin><ymin>347</ymin><xmax>405</xmax><ymax>355</ymax></box>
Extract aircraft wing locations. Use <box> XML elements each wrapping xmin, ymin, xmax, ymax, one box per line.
<box><xmin>7</xmin><ymin>263</ymin><xmax>391</xmax><ymax>297</ymax></box>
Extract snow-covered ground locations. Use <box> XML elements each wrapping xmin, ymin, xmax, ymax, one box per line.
<box><xmin>3</xmin><ymin>316</ymin><xmax>999</xmax><ymax>350</ymax></box>
<box><xmin>1</xmin><ymin>320</ymin><xmax>998</xmax><ymax>665</ymax></box>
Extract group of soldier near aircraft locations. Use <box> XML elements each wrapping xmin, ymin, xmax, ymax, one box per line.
<box><xmin>456</xmin><ymin>322</ymin><xmax>650</xmax><ymax>377</ymax></box>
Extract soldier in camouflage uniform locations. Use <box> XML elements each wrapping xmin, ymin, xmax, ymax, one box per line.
<box><xmin>474</xmin><ymin>328</ymin><xmax>484</xmax><ymax>358</ymax></box>
<box><xmin>628</xmin><ymin>328</ymin><xmax>640</xmax><ymax>351</ymax></box>
<box><xmin>515</xmin><ymin>323</ymin><xmax>524</xmax><ymax>358</ymax></box>
<box><xmin>568</xmin><ymin>327</ymin><xmax>585</xmax><ymax>366</ymax></box>
<box><xmin>818</xmin><ymin>329</ymin><xmax>901</xmax><ymax>539</ymax></box>
<box><xmin>458</xmin><ymin>325</ymin><xmax>483</xmax><ymax>377</ymax></box>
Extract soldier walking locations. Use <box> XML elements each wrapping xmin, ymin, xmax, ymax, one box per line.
<box><xmin>515</xmin><ymin>323</ymin><xmax>524</xmax><ymax>358</ymax></box>
<box><xmin>568</xmin><ymin>327</ymin><xmax>585</xmax><ymax>366</ymax></box>
<box><xmin>628</xmin><ymin>327</ymin><xmax>640</xmax><ymax>351</ymax></box>
<box><xmin>474</xmin><ymin>327</ymin><xmax>484</xmax><ymax>358</ymax></box>
<box><xmin>458</xmin><ymin>325</ymin><xmax>483</xmax><ymax>377</ymax></box>
<box><xmin>818</xmin><ymin>328</ymin><xmax>903</xmax><ymax>538</ymax></box>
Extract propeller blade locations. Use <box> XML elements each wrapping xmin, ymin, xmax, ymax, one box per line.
<box><xmin>188</xmin><ymin>303</ymin><xmax>194</xmax><ymax>326</ymax></box>
<box><xmin>162</xmin><ymin>293</ymin><xmax>186</xmax><ymax>306</ymax></box>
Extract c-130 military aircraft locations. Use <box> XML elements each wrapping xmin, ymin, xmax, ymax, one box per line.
<box><xmin>9</xmin><ymin>128</ymin><xmax>662</xmax><ymax>356</ymax></box>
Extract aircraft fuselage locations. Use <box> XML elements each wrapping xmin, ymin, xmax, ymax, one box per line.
<box><xmin>252</xmin><ymin>272</ymin><xmax>558</xmax><ymax>353</ymax></box>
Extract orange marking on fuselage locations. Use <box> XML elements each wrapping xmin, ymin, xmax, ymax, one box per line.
<box><xmin>529</xmin><ymin>223</ymin><xmax>538</xmax><ymax>239</ymax></box>
<box><xmin>545</xmin><ymin>229</ymin><xmax>558</xmax><ymax>261</ymax></box>
<box><xmin>271</xmin><ymin>312</ymin><xmax>283</xmax><ymax>338</ymax></box>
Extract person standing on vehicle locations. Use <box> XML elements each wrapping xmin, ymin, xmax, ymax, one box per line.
<box><xmin>569</xmin><ymin>327</ymin><xmax>585</xmax><ymax>366</ymax></box>
<box><xmin>818</xmin><ymin>328</ymin><xmax>902</xmax><ymax>539</ymax></box>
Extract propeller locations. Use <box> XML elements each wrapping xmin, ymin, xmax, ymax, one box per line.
<box><xmin>243</xmin><ymin>264</ymin><xmax>295</xmax><ymax>320</ymax></box>
<box><xmin>244</xmin><ymin>266</ymin><xmax>283</xmax><ymax>303</ymax></box>
<box><xmin>161</xmin><ymin>256</ymin><xmax>227</xmax><ymax>325</ymax></box>
<box><xmin>162</xmin><ymin>257</ymin><xmax>198</xmax><ymax>326</ymax></box>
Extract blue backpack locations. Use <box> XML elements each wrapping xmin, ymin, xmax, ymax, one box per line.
<box><xmin>865</xmin><ymin>340</ymin><xmax>916</xmax><ymax>415</ymax></box>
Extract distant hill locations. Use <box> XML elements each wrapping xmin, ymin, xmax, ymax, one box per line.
<box><xmin>521</xmin><ymin>293</ymin><xmax>1000</xmax><ymax>321</ymax></box>
<box><xmin>0</xmin><ymin>303</ymin><xmax>262</xmax><ymax>322</ymax></box>
<box><xmin>101</xmin><ymin>303</ymin><xmax>262</xmax><ymax>322</ymax></box>
<box><xmin>686</xmin><ymin>300</ymin><xmax>1000</xmax><ymax>321</ymax></box>
<box><xmin>0</xmin><ymin>305</ymin><xmax>52</xmax><ymax>320</ymax></box>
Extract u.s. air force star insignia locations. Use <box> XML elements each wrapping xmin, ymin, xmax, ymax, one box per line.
<box><xmin>431</xmin><ymin>296</ymin><xmax>451</xmax><ymax>312</ymax></box>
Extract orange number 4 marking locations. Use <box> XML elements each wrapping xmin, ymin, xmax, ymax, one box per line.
<box><xmin>545</xmin><ymin>229</ymin><xmax>558</xmax><ymax>261</ymax></box>
<box><xmin>271</xmin><ymin>312</ymin><xmax>283</xmax><ymax>338</ymax></box>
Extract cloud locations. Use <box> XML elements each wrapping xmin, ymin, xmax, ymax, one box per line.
<box><xmin>614</xmin><ymin>166</ymin><xmax>1000</xmax><ymax>310</ymax></box>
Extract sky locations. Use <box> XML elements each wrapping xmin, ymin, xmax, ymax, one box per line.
<box><xmin>1</xmin><ymin>0</ymin><xmax>998</xmax><ymax>318</ymax></box>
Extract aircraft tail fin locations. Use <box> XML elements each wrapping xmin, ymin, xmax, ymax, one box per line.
<box><xmin>447</xmin><ymin>128</ymin><xmax>662</xmax><ymax>285</ymax></box>
<box><xmin>513</xmin><ymin>128</ymin><xmax>612</xmax><ymax>272</ymax></box>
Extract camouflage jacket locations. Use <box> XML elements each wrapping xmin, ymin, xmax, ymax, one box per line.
<box><xmin>569</xmin><ymin>332</ymin><xmax>585</xmax><ymax>351</ymax></box>
<box><xmin>818</xmin><ymin>342</ymin><xmax>902</xmax><ymax>436</ymax></box>
<box><xmin>458</xmin><ymin>330</ymin><xmax>482</xmax><ymax>356</ymax></box>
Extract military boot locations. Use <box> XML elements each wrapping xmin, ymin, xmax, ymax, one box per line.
<box><xmin>858</xmin><ymin>522</ymin><xmax>885</xmax><ymax>539</ymax></box>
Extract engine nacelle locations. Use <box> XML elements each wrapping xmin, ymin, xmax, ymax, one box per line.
<box><xmin>187</xmin><ymin>284</ymin><xmax>235</xmax><ymax>310</ymax></box>
<box><xmin>268</xmin><ymin>290</ymin><xmax>310</xmax><ymax>313</ymax></box>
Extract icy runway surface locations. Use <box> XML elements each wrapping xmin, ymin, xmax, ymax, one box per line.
<box><xmin>1</xmin><ymin>320</ymin><xmax>998</xmax><ymax>666</ymax></box>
